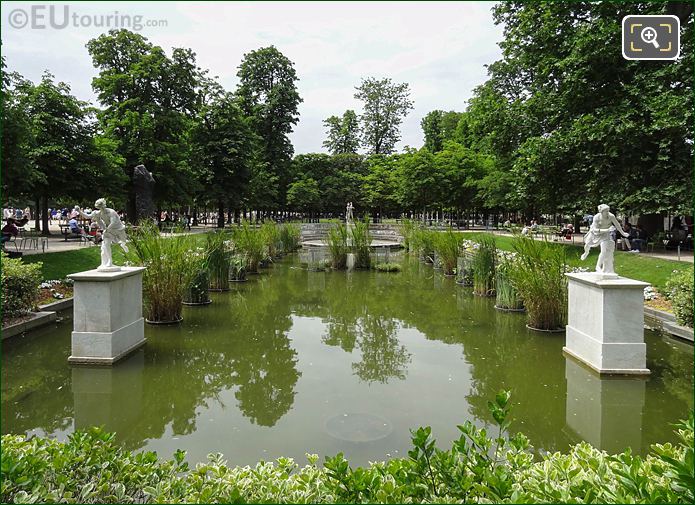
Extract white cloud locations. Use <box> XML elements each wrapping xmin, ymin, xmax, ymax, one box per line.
<box><xmin>1</xmin><ymin>1</ymin><xmax>503</xmax><ymax>153</ymax></box>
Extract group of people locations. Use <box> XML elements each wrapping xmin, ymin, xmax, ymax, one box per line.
<box><xmin>68</xmin><ymin>212</ymin><xmax>103</xmax><ymax>244</ymax></box>
<box><xmin>2</xmin><ymin>207</ymin><xmax>31</xmax><ymax>221</ymax></box>
<box><xmin>617</xmin><ymin>222</ymin><xmax>649</xmax><ymax>253</ymax></box>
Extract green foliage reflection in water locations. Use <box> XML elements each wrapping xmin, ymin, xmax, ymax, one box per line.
<box><xmin>2</xmin><ymin>396</ymin><xmax>693</xmax><ymax>504</ymax></box>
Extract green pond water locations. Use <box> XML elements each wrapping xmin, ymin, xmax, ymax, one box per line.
<box><xmin>2</xmin><ymin>254</ymin><xmax>693</xmax><ymax>466</ymax></box>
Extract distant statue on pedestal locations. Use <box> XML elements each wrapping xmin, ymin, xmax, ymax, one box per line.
<box><xmin>580</xmin><ymin>204</ymin><xmax>629</xmax><ymax>275</ymax></box>
<box><xmin>76</xmin><ymin>198</ymin><xmax>129</xmax><ymax>271</ymax></box>
<box><xmin>346</xmin><ymin>202</ymin><xmax>354</xmax><ymax>224</ymax></box>
<box><xmin>133</xmin><ymin>164</ymin><xmax>156</xmax><ymax>223</ymax></box>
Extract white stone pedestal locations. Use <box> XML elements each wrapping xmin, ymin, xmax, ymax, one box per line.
<box><xmin>67</xmin><ymin>267</ymin><xmax>146</xmax><ymax>365</ymax></box>
<box><xmin>564</xmin><ymin>272</ymin><xmax>650</xmax><ymax>375</ymax></box>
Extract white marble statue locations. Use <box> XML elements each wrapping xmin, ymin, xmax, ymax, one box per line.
<box><xmin>346</xmin><ymin>202</ymin><xmax>354</xmax><ymax>224</ymax></box>
<box><xmin>76</xmin><ymin>198</ymin><xmax>129</xmax><ymax>271</ymax></box>
<box><xmin>580</xmin><ymin>204</ymin><xmax>629</xmax><ymax>275</ymax></box>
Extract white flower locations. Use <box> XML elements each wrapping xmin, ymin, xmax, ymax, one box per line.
<box><xmin>643</xmin><ymin>286</ymin><xmax>657</xmax><ymax>301</ymax></box>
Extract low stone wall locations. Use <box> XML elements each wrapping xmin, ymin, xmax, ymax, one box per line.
<box><xmin>300</xmin><ymin>223</ymin><xmax>403</xmax><ymax>244</ymax></box>
<box><xmin>2</xmin><ymin>311</ymin><xmax>57</xmax><ymax>339</ymax></box>
<box><xmin>644</xmin><ymin>306</ymin><xmax>694</xmax><ymax>342</ymax></box>
<box><xmin>1</xmin><ymin>298</ymin><xmax>74</xmax><ymax>340</ymax></box>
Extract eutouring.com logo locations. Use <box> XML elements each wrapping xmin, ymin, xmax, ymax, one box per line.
<box><xmin>7</xmin><ymin>5</ymin><xmax>168</xmax><ymax>31</ymax></box>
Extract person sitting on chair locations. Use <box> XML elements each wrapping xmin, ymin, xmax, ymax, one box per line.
<box><xmin>68</xmin><ymin>216</ymin><xmax>87</xmax><ymax>237</ymax></box>
<box><xmin>630</xmin><ymin>224</ymin><xmax>648</xmax><ymax>253</ymax></box>
<box><xmin>1</xmin><ymin>218</ymin><xmax>19</xmax><ymax>248</ymax></box>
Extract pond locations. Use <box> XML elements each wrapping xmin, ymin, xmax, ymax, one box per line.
<box><xmin>2</xmin><ymin>254</ymin><xmax>693</xmax><ymax>467</ymax></box>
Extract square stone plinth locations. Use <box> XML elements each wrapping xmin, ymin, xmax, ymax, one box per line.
<box><xmin>67</xmin><ymin>267</ymin><xmax>146</xmax><ymax>365</ymax></box>
<box><xmin>564</xmin><ymin>272</ymin><xmax>650</xmax><ymax>375</ymax></box>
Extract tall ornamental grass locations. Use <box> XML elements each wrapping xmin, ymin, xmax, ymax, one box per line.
<box><xmin>126</xmin><ymin>224</ymin><xmax>201</xmax><ymax>324</ymax></box>
<box><xmin>279</xmin><ymin>223</ymin><xmax>301</xmax><ymax>253</ymax></box>
<box><xmin>509</xmin><ymin>235</ymin><xmax>567</xmax><ymax>331</ymax></box>
<box><xmin>472</xmin><ymin>235</ymin><xmax>496</xmax><ymax>296</ymax></box>
<box><xmin>350</xmin><ymin>218</ymin><xmax>371</xmax><ymax>269</ymax></box>
<box><xmin>260</xmin><ymin>221</ymin><xmax>281</xmax><ymax>259</ymax></box>
<box><xmin>411</xmin><ymin>227</ymin><xmax>436</xmax><ymax>263</ymax></box>
<box><xmin>433</xmin><ymin>229</ymin><xmax>463</xmax><ymax>276</ymax></box>
<box><xmin>495</xmin><ymin>252</ymin><xmax>523</xmax><ymax>311</ymax></box>
<box><xmin>325</xmin><ymin>223</ymin><xmax>349</xmax><ymax>269</ymax></box>
<box><xmin>232</xmin><ymin>221</ymin><xmax>267</xmax><ymax>273</ymax></box>
<box><xmin>206</xmin><ymin>230</ymin><xmax>231</xmax><ymax>291</ymax></box>
<box><xmin>399</xmin><ymin>219</ymin><xmax>418</xmax><ymax>252</ymax></box>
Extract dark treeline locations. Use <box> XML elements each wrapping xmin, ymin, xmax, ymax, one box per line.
<box><xmin>2</xmin><ymin>2</ymin><xmax>692</xmax><ymax>233</ymax></box>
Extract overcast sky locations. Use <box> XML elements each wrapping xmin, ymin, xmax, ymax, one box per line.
<box><xmin>1</xmin><ymin>1</ymin><xmax>503</xmax><ymax>154</ymax></box>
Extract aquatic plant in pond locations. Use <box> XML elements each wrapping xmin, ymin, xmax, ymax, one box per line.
<box><xmin>279</xmin><ymin>223</ymin><xmax>301</xmax><ymax>253</ymax></box>
<box><xmin>509</xmin><ymin>235</ymin><xmax>567</xmax><ymax>331</ymax></box>
<box><xmin>495</xmin><ymin>251</ymin><xmax>523</xmax><ymax>311</ymax></box>
<box><xmin>260</xmin><ymin>221</ymin><xmax>282</xmax><ymax>259</ymax></box>
<box><xmin>183</xmin><ymin>268</ymin><xmax>211</xmax><ymax>305</ymax></box>
<box><xmin>325</xmin><ymin>223</ymin><xmax>349</xmax><ymax>269</ymax></box>
<box><xmin>433</xmin><ymin>228</ymin><xmax>462</xmax><ymax>276</ymax></box>
<box><xmin>125</xmin><ymin>224</ymin><xmax>201</xmax><ymax>324</ymax></box>
<box><xmin>472</xmin><ymin>235</ymin><xmax>496</xmax><ymax>296</ymax></box>
<box><xmin>373</xmin><ymin>262</ymin><xmax>402</xmax><ymax>272</ymax></box>
<box><xmin>232</xmin><ymin>221</ymin><xmax>267</xmax><ymax>273</ymax></box>
<box><xmin>399</xmin><ymin>219</ymin><xmax>418</xmax><ymax>252</ymax></box>
<box><xmin>206</xmin><ymin>230</ymin><xmax>231</xmax><ymax>291</ymax></box>
<box><xmin>351</xmin><ymin>218</ymin><xmax>371</xmax><ymax>269</ymax></box>
<box><xmin>229</xmin><ymin>255</ymin><xmax>247</xmax><ymax>282</ymax></box>
<box><xmin>411</xmin><ymin>227</ymin><xmax>435</xmax><ymax>263</ymax></box>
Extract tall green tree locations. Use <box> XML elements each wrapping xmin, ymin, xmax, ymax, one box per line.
<box><xmin>476</xmin><ymin>1</ymin><xmax>693</xmax><ymax>215</ymax></box>
<box><xmin>236</xmin><ymin>46</ymin><xmax>302</xmax><ymax>208</ymax></box>
<box><xmin>322</xmin><ymin>110</ymin><xmax>360</xmax><ymax>154</ymax></box>
<box><xmin>21</xmin><ymin>73</ymin><xmax>124</xmax><ymax>234</ymax></box>
<box><xmin>87</xmin><ymin>29</ymin><xmax>199</xmax><ymax>222</ymax></box>
<box><xmin>192</xmin><ymin>86</ymin><xmax>257</xmax><ymax>228</ymax></box>
<box><xmin>421</xmin><ymin>110</ymin><xmax>464</xmax><ymax>153</ymax></box>
<box><xmin>354</xmin><ymin>77</ymin><xmax>414</xmax><ymax>154</ymax></box>
<box><xmin>1</xmin><ymin>59</ymin><xmax>37</xmax><ymax>205</ymax></box>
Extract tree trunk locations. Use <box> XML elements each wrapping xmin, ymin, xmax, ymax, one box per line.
<box><xmin>217</xmin><ymin>200</ymin><xmax>225</xmax><ymax>228</ymax></box>
<box><xmin>34</xmin><ymin>197</ymin><xmax>41</xmax><ymax>231</ymax></box>
<box><xmin>41</xmin><ymin>195</ymin><xmax>50</xmax><ymax>236</ymax></box>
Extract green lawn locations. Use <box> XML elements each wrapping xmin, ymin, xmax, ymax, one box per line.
<box><xmin>22</xmin><ymin>230</ymin><xmax>690</xmax><ymax>291</ymax></box>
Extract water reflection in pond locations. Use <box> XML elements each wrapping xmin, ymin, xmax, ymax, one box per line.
<box><xmin>2</xmin><ymin>254</ymin><xmax>692</xmax><ymax>466</ymax></box>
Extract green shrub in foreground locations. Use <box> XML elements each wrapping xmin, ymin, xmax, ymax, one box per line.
<box><xmin>666</xmin><ymin>267</ymin><xmax>694</xmax><ymax>327</ymax></box>
<box><xmin>2</xmin><ymin>393</ymin><xmax>692</xmax><ymax>504</ymax></box>
<box><xmin>1</xmin><ymin>252</ymin><xmax>42</xmax><ymax>322</ymax></box>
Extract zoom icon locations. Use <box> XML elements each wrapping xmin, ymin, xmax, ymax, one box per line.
<box><xmin>622</xmin><ymin>15</ymin><xmax>680</xmax><ymax>61</ymax></box>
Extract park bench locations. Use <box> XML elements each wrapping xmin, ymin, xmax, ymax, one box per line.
<box><xmin>59</xmin><ymin>224</ymin><xmax>86</xmax><ymax>242</ymax></box>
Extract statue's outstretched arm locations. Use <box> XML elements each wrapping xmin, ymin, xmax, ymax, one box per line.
<box><xmin>75</xmin><ymin>207</ymin><xmax>93</xmax><ymax>220</ymax></box>
<box><xmin>611</xmin><ymin>215</ymin><xmax>629</xmax><ymax>237</ymax></box>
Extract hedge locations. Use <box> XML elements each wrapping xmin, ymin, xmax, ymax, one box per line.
<box><xmin>1</xmin><ymin>252</ymin><xmax>42</xmax><ymax>322</ymax></box>
<box><xmin>1</xmin><ymin>392</ymin><xmax>692</xmax><ymax>503</ymax></box>
<box><xmin>666</xmin><ymin>267</ymin><xmax>694</xmax><ymax>327</ymax></box>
